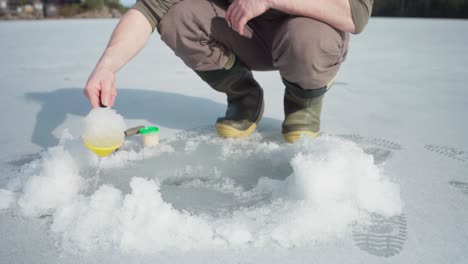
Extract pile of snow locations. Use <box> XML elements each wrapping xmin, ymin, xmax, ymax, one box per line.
<box><xmin>82</xmin><ymin>108</ymin><xmax>127</xmax><ymax>148</ymax></box>
<box><xmin>8</xmin><ymin>130</ymin><xmax>403</xmax><ymax>253</ymax></box>
<box><xmin>18</xmin><ymin>146</ymin><xmax>83</xmax><ymax>217</ymax></box>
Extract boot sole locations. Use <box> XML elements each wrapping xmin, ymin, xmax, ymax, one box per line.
<box><xmin>216</xmin><ymin>122</ymin><xmax>258</xmax><ymax>138</ymax></box>
<box><xmin>283</xmin><ymin>131</ymin><xmax>318</xmax><ymax>143</ymax></box>
<box><xmin>216</xmin><ymin>92</ymin><xmax>265</xmax><ymax>139</ymax></box>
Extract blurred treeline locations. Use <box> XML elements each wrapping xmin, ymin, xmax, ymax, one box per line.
<box><xmin>57</xmin><ymin>0</ymin><xmax>128</xmax><ymax>17</ymax></box>
<box><xmin>84</xmin><ymin>0</ymin><xmax>127</xmax><ymax>12</ymax></box>
<box><xmin>372</xmin><ymin>0</ymin><xmax>468</xmax><ymax>18</ymax></box>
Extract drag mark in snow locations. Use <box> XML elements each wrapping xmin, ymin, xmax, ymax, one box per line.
<box><xmin>449</xmin><ymin>181</ymin><xmax>468</xmax><ymax>196</ymax></box>
<box><xmin>353</xmin><ymin>214</ymin><xmax>407</xmax><ymax>258</ymax></box>
<box><xmin>424</xmin><ymin>145</ymin><xmax>467</xmax><ymax>163</ymax></box>
<box><xmin>336</xmin><ymin>134</ymin><xmax>403</xmax><ymax>165</ymax></box>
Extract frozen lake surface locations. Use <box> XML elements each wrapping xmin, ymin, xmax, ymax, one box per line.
<box><xmin>0</xmin><ymin>18</ymin><xmax>467</xmax><ymax>263</ymax></box>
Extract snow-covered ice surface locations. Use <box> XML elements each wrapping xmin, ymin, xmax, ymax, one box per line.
<box><xmin>0</xmin><ymin>18</ymin><xmax>467</xmax><ymax>263</ymax></box>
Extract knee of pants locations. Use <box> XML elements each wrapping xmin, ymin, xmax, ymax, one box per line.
<box><xmin>272</xmin><ymin>17</ymin><xmax>348</xmax><ymax>89</ymax></box>
<box><xmin>158</xmin><ymin>1</ymin><xmax>196</xmax><ymax>49</ymax></box>
<box><xmin>158</xmin><ymin>0</ymin><xmax>223</xmax><ymax>70</ymax></box>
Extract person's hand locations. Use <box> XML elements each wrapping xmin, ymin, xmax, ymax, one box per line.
<box><xmin>226</xmin><ymin>0</ymin><xmax>272</xmax><ymax>36</ymax></box>
<box><xmin>83</xmin><ymin>67</ymin><xmax>117</xmax><ymax>108</ymax></box>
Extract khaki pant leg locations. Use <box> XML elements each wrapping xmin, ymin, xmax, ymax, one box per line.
<box><xmin>157</xmin><ymin>0</ymin><xmax>274</xmax><ymax>71</ymax></box>
<box><xmin>272</xmin><ymin>17</ymin><xmax>350</xmax><ymax>90</ymax></box>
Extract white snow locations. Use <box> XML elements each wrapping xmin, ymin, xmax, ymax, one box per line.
<box><xmin>12</xmin><ymin>131</ymin><xmax>402</xmax><ymax>253</ymax></box>
<box><xmin>1</xmin><ymin>18</ymin><xmax>467</xmax><ymax>263</ymax></box>
<box><xmin>18</xmin><ymin>146</ymin><xmax>83</xmax><ymax>217</ymax></box>
<box><xmin>82</xmin><ymin>108</ymin><xmax>127</xmax><ymax>148</ymax></box>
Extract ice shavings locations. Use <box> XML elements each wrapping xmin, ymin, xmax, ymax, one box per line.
<box><xmin>82</xmin><ymin>108</ymin><xmax>127</xmax><ymax>148</ymax></box>
<box><xmin>118</xmin><ymin>178</ymin><xmax>217</xmax><ymax>252</ymax></box>
<box><xmin>286</xmin><ymin>139</ymin><xmax>402</xmax><ymax>217</ymax></box>
<box><xmin>11</xmin><ymin>131</ymin><xmax>403</xmax><ymax>253</ymax></box>
<box><xmin>18</xmin><ymin>146</ymin><xmax>83</xmax><ymax>217</ymax></box>
<box><xmin>51</xmin><ymin>185</ymin><xmax>122</xmax><ymax>250</ymax></box>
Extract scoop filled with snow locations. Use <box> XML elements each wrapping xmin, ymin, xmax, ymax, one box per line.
<box><xmin>82</xmin><ymin>108</ymin><xmax>127</xmax><ymax>157</ymax></box>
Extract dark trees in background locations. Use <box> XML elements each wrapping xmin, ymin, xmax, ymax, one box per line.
<box><xmin>84</xmin><ymin>0</ymin><xmax>104</xmax><ymax>10</ymax></box>
<box><xmin>373</xmin><ymin>0</ymin><xmax>468</xmax><ymax>18</ymax></box>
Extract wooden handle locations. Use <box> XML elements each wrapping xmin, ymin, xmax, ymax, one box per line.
<box><xmin>124</xmin><ymin>126</ymin><xmax>145</xmax><ymax>137</ymax></box>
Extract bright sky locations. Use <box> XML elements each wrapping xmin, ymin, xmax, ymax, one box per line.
<box><xmin>121</xmin><ymin>0</ymin><xmax>136</xmax><ymax>7</ymax></box>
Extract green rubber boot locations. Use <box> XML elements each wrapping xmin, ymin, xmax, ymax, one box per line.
<box><xmin>282</xmin><ymin>77</ymin><xmax>336</xmax><ymax>143</ymax></box>
<box><xmin>196</xmin><ymin>55</ymin><xmax>264</xmax><ymax>138</ymax></box>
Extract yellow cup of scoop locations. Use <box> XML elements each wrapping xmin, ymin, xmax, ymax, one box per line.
<box><xmin>84</xmin><ymin>141</ymin><xmax>122</xmax><ymax>157</ymax></box>
<box><xmin>83</xmin><ymin>126</ymin><xmax>144</xmax><ymax>157</ymax></box>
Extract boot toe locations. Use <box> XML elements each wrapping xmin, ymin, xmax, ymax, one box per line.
<box><xmin>216</xmin><ymin>121</ymin><xmax>257</xmax><ymax>138</ymax></box>
<box><xmin>282</xmin><ymin>130</ymin><xmax>319</xmax><ymax>143</ymax></box>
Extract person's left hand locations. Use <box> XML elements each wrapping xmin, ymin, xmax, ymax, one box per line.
<box><xmin>226</xmin><ymin>0</ymin><xmax>272</xmax><ymax>36</ymax></box>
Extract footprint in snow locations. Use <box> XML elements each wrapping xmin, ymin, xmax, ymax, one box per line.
<box><xmin>335</xmin><ymin>134</ymin><xmax>403</xmax><ymax>165</ymax></box>
<box><xmin>424</xmin><ymin>145</ymin><xmax>467</xmax><ymax>163</ymax></box>
<box><xmin>353</xmin><ymin>213</ymin><xmax>407</xmax><ymax>258</ymax></box>
<box><xmin>423</xmin><ymin>145</ymin><xmax>467</xmax><ymax>198</ymax></box>
<box><xmin>449</xmin><ymin>181</ymin><xmax>468</xmax><ymax>196</ymax></box>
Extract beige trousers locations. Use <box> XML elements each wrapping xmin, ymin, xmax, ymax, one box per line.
<box><xmin>158</xmin><ymin>0</ymin><xmax>349</xmax><ymax>90</ymax></box>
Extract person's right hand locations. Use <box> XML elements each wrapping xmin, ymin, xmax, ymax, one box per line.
<box><xmin>84</xmin><ymin>68</ymin><xmax>117</xmax><ymax>108</ymax></box>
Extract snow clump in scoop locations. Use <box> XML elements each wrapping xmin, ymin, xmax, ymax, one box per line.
<box><xmin>82</xmin><ymin>108</ymin><xmax>126</xmax><ymax>148</ymax></box>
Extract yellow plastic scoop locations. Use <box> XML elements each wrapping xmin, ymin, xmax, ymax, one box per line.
<box><xmin>84</xmin><ymin>142</ymin><xmax>122</xmax><ymax>157</ymax></box>
<box><xmin>84</xmin><ymin>126</ymin><xmax>144</xmax><ymax>157</ymax></box>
